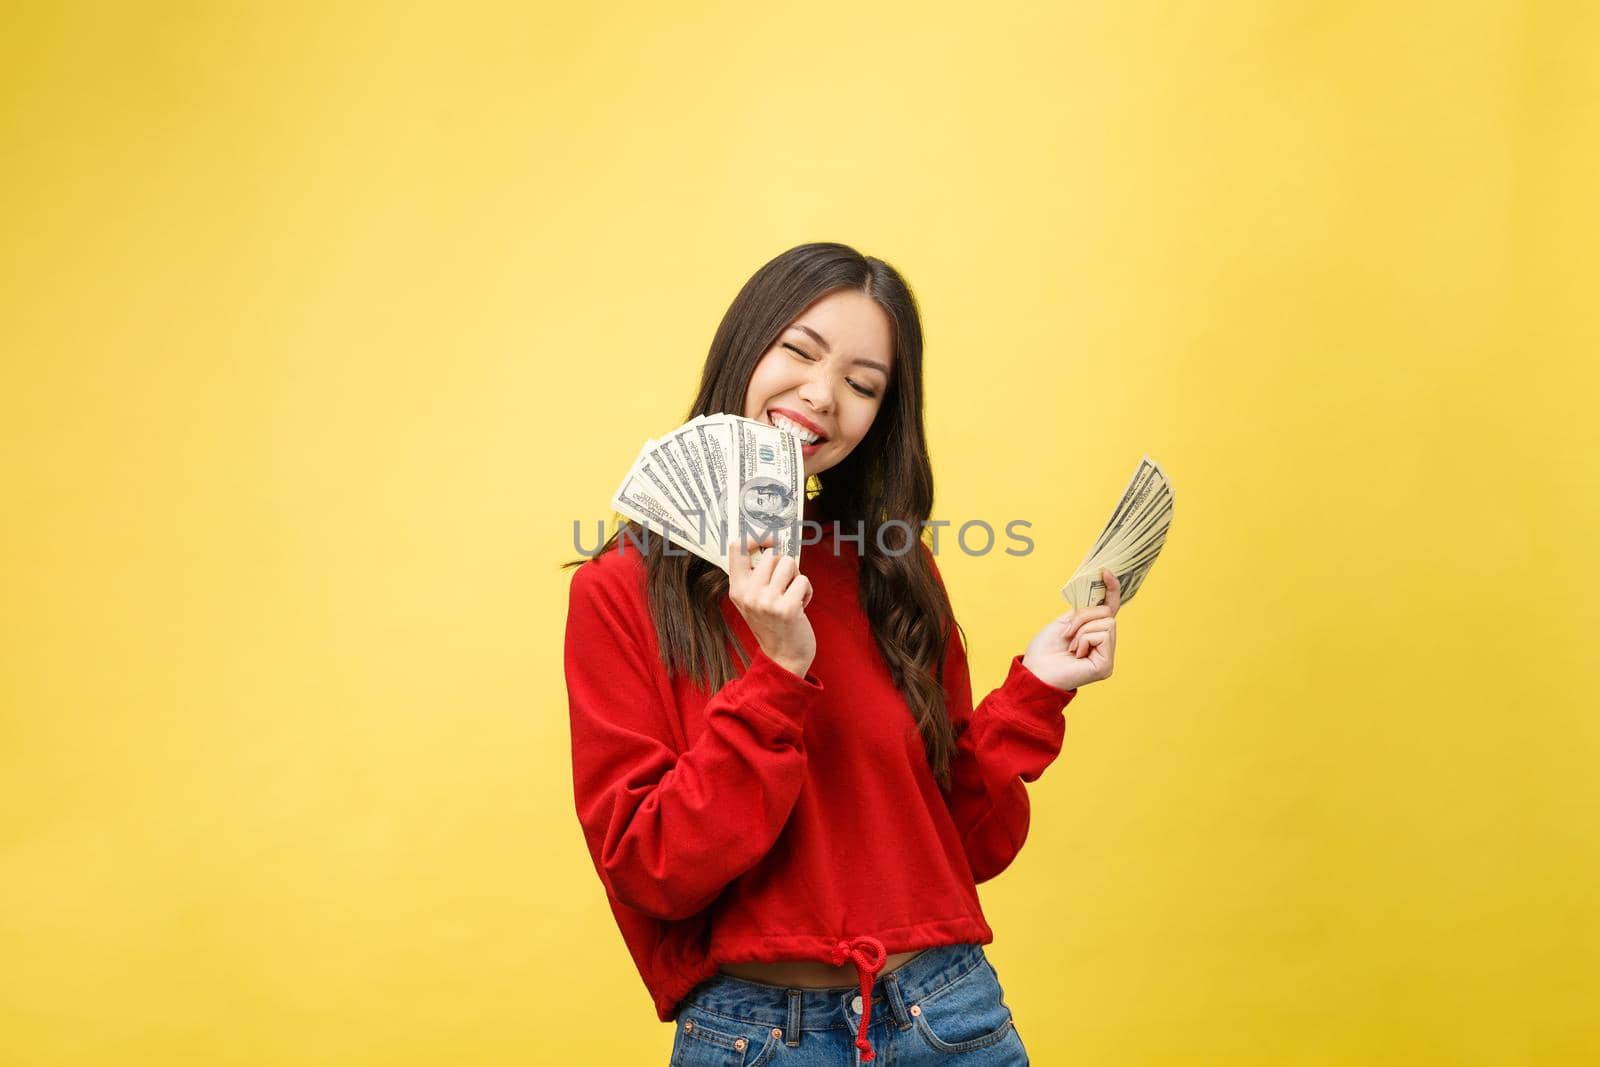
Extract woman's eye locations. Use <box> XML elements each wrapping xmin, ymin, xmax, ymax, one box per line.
<box><xmin>783</xmin><ymin>343</ymin><xmax>877</xmax><ymax>397</ymax></box>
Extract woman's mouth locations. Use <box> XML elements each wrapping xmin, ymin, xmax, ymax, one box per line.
<box><xmin>766</xmin><ymin>409</ymin><xmax>827</xmax><ymax>456</ymax></box>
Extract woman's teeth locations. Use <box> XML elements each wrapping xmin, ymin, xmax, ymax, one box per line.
<box><xmin>769</xmin><ymin>413</ymin><xmax>821</xmax><ymax>445</ymax></box>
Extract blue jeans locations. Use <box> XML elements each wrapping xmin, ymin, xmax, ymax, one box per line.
<box><xmin>668</xmin><ymin>942</ymin><xmax>1029</xmax><ymax>1065</ymax></box>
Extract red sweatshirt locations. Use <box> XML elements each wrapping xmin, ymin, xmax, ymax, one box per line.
<box><xmin>564</xmin><ymin>517</ymin><xmax>1076</xmax><ymax>1060</ymax></box>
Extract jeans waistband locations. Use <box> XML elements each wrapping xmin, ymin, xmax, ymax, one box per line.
<box><xmin>678</xmin><ymin>942</ymin><xmax>990</xmax><ymax>1048</ymax></box>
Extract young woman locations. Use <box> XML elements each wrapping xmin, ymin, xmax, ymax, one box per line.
<box><xmin>564</xmin><ymin>242</ymin><xmax>1121</xmax><ymax>1064</ymax></box>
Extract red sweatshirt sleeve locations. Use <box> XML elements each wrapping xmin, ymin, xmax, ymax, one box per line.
<box><xmin>927</xmin><ymin>549</ymin><xmax>1077</xmax><ymax>883</ymax></box>
<box><xmin>564</xmin><ymin>555</ymin><xmax>825</xmax><ymax>920</ymax></box>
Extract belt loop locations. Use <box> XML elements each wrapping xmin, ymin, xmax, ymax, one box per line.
<box><xmin>785</xmin><ymin>988</ymin><xmax>802</xmax><ymax>1047</ymax></box>
<box><xmin>882</xmin><ymin>970</ymin><xmax>913</xmax><ymax>1031</ymax></box>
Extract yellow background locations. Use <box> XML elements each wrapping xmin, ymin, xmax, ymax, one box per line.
<box><xmin>3</xmin><ymin>3</ymin><xmax>1595</xmax><ymax>1064</ymax></box>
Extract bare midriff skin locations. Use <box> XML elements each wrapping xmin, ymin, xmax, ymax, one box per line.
<box><xmin>718</xmin><ymin>949</ymin><xmax>925</xmax><ymax>988</ymax></box>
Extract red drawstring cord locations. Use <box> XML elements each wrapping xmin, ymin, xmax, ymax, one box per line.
<box><xmin>831</xmin><ymin>935</ymin><xmax>887</xmax><ymax>1061</ymax></box>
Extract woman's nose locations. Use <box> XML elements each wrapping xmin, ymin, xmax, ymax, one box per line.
<box><xmin>797</xmin><ymin>375</ymin><xmax>833</xmax><ymax>412</ymax></box>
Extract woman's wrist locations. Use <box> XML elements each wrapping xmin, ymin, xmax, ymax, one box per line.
<box><xmin>774</xmin><ymin>655</ymin><xmax>813</xmax><ymax>679</ymax></box>
<box><xmin>754</xmin><ymin>641</ymin><xmax>813</xmax><ymax>679</ymax></box>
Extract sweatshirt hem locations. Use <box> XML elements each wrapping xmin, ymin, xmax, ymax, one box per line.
<box><xmin>653</xmin><ymin>914</ymin><xmax>996</xmax><ymax>1022</ymax></box>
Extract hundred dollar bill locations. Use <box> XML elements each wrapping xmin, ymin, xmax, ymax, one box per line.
<box><xmin>610</xmin><ymin>444</ymin><xmax>724</xmax><ymax>568</ymax></box>
<box><xmin>608</xmin><ymin>415</ymin><xmax>806</xmax><ymax>574</ymax></box>
<box><xmin>688</xmin><ymin>415</ymin><xmax>734</xmax><ymax>538</ymax></box>
<box><xmin>1061</xmin><ymin>455</ymin><xmax>1173</xmax><ymax>610</ymax></box>
<box><xmin>640</xmin><ymin>437</ymin><xmax>716</xmax><ymax>550</ymax></box>
<box><xmin>657</xmin><ymin>419</ymin><xmax>727</xmax><ymax>553</ymax></box>
<box><xmin>725</xmin><ymin>415</ymin><xmax>804</xmax><ymax>568</ymax></box>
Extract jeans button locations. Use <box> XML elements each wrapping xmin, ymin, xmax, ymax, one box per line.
<box><xmin>851</xmin><ymin>994</ymin><xmax>863</xmax><ymax>1013</ymax></box>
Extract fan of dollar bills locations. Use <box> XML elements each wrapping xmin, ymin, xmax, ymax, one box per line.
<box><xmin>610</xmin><ymin>414</ymin><xmax>805</xmax><ymax>573</ymax></box>
<box><xmin>1060</xmin><ymin>456</ymin><xmax>1174</xmax><ymax>610</ymax></box>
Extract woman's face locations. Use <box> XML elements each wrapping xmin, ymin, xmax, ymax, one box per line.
<box><xmin>741</xmin><ymin>288</ymin><xmax>895</xmax><ymax>478</ymax></box>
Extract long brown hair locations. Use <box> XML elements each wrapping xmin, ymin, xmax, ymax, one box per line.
<box><xmin>563</xmin><ymin>241</ymin><xmax>964</xmax><ymax>790</ymax></box>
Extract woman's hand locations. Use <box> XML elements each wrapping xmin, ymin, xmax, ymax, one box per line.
<box><xmin>727</xmin><ymin>535</ymin><xmax>816</xmax><ymax>679</ymax></box>
<box><xmin>1021</xmin><ymin>568</ymin><xmax>1120</xmax><ymax>693</ymax></box>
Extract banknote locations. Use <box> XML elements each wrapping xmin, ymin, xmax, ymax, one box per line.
<box><xmin>650</xmin><ymin>429</ymin><xmax>723</xmax><ymax>552</ymax></box>
<box><xmin>610</xmin><ymin>442</ymin><xmax>725</xmax><ymax>569</ymax></box>
<box><xmin>725</xmin><ymin>415</ymin><xmax>804</xmax><ymax>566</ymax></box>
<box><xmin>609</xmin><ymin>414</ymin><xmax>804</xmax><ymax>572</ymax></box>
<box><xmin>1060</xmin><ymin>455</ymin><xmax>1173</xmax><ymax>610</ymax></box>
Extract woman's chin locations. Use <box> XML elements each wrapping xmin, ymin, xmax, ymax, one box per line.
<box><xmin>804</xmin><ymin>449</ymin><xmax>843</xmax><ymax>479</ymax></box>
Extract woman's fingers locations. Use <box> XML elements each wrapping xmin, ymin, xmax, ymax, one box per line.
<box><xmin>727</xmin><ymin>536</ymin><xmax>777</xmax><ymax>596</ymax></box>
<box><xmin>1063</xmin><ymin>606</ymin><xmax>1114</xmax><ymax>642</ymax></box>
<box><xmin>783</xmin><ymin>573</ymin><xmax>813</xmax><ymax>610</ymax></box>
<box><xmin>768</xmin><ymin>553</ymin><xmax>799</xmax><ymax>596</ymax></box>
<box><xmin>1070</xmin><ymin>628</ymin><xmax>1110</xmax><ymax>657</ymax></box>
<box><xmin>1067</xmin><ymin>618</ymin><xmax>1113</xmax><ymax>655</ymax></box>
<box><xmin>1057</xmin><ymin>570</ymin><xmax>1122</xmax><ymax>631</ymax></box>
<box><xmin>1101</xmin><ymin>568</ymin><xmax>1122</xmax><ymax>614</ymax></box>
<box><xmin>734</xmin><ymin>537</ymin><xmax>776</xmax><ymax>586</ymax></box>
<box><xmin>732</xmin><ymin>537</ymin><xmax>805</xmax><ymax>610</ymax></box>
<box><xmin>753</xmin><ymin>541</ymin><xmax>780</xmax><ymax>582</ymax></box>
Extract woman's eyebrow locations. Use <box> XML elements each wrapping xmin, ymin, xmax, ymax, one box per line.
<box><xmin>790</xmin><ymin>323</ymin><xmax>832</xmax><ymax>351</ymax></box>
<box><xmin>789</xmin><ymin>324</ymin><xmax>890</xmax><ymax>375</ymax></box>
